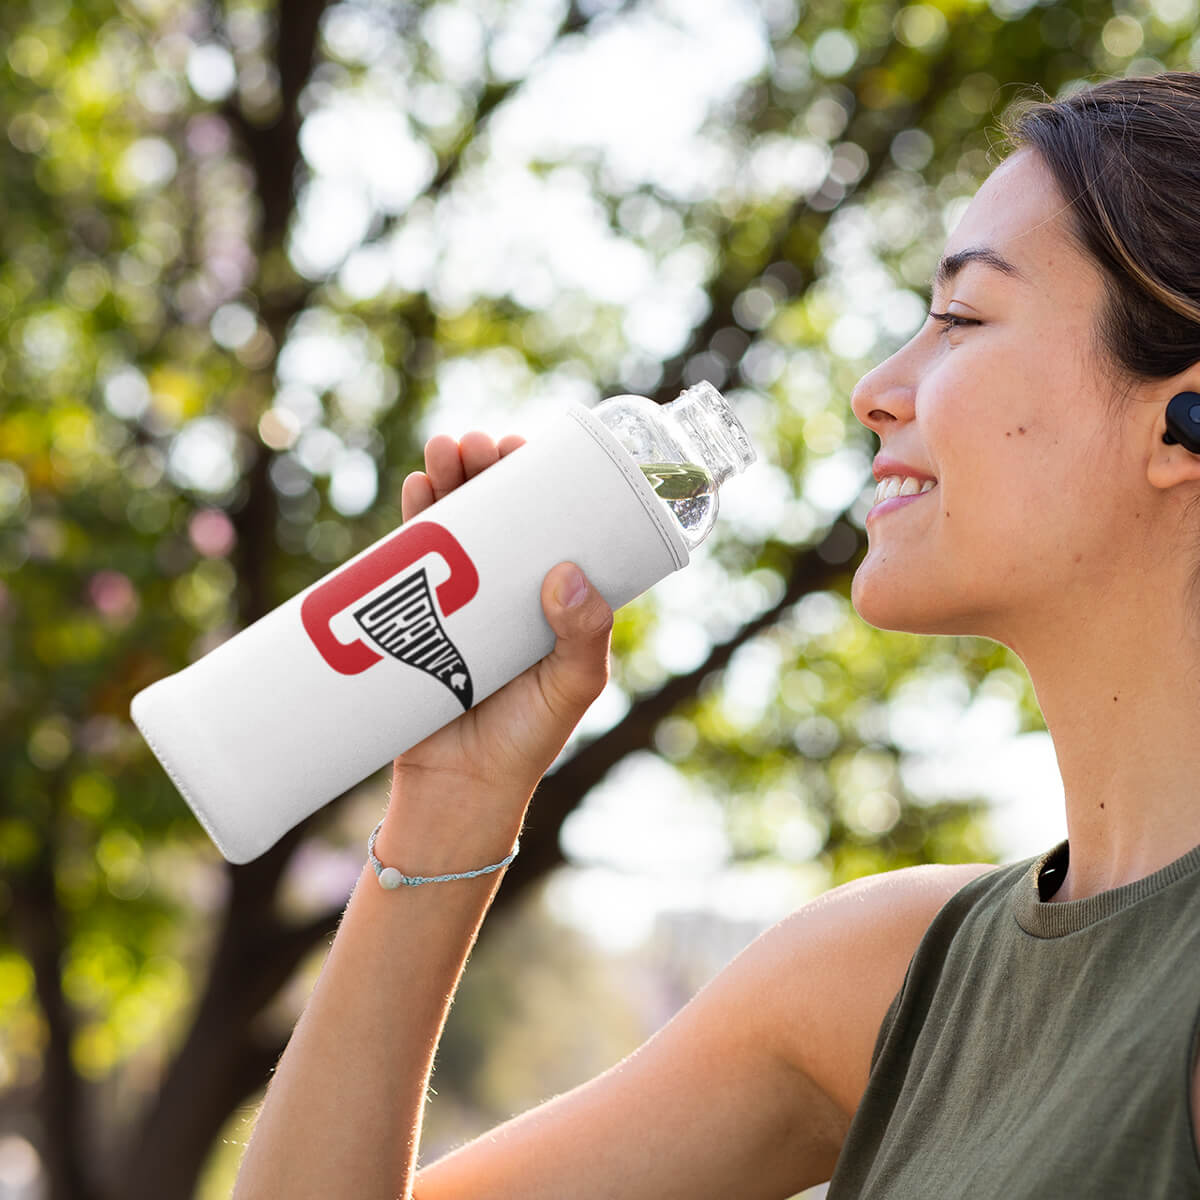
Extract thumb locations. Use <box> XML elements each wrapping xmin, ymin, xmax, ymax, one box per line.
<box><xmin>538</xmin><ymin>563</ymin><xmax>614</xmax><ymax>714</ymax></box>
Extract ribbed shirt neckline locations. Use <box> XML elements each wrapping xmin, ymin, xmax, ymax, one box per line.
<box><xmin>1012</xmin><ymin>838</ymin><xmax>1200</xmax><ymax>938</ymax></box>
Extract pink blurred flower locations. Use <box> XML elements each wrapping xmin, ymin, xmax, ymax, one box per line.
<box><xmin>88</xmin><ymin>571</ymin><xmax>139</xmax><ymax>625</ymax></box>
<box><xmin>188</xmin><ymin>507</ymin><xmax>236</xmax><ymax>558</ymax></box>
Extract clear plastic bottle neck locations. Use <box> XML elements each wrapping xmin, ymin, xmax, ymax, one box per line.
<box><xmin>663</xmin><ymin>381</ymin><xmax>757</xmax><ymax>486</ymax></box>
<box><xmin>592</xmin><ymin>382</ymin><xmax>756</xmax><ymax>548</ymax></box>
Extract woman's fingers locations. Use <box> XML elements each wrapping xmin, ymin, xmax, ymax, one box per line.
<box><xmin>459</xmin><ymin>430</ymin><xmax>501</xmax><ymax>479</ymax></box>
<box><xmin>423</xmin><ymin>434</ymin><xmax>466</xmax><ymax>500</ymax></box>
<box><xmin>401</xmin><ymin>432</ymin><xmax>528</xmax><ymax>522</ymax></box>
<box><xmin>400</xmin><ymin>470</ymin><xmax>434</xmax><ymax>522</ymax></box>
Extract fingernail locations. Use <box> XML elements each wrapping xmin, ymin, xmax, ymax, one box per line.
<box><xmin>560</xmin><ymin>567</ymin><xmax>588</xmax><ymax>608</ymax></box>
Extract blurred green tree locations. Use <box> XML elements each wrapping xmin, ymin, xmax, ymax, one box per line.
<box><xmin>1</xmin><ymin>0</ymin><xmax>1193</xmax><ymax>1196</ymax></box>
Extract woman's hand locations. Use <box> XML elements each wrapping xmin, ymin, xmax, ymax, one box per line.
<box><xmin>391</xmin><ymin>430</ymin><xmax>615</xmax><ymax>804</ymax></box>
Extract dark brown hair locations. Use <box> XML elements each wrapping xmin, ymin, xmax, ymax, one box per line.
<box><xmin>1003</xmin><ymin>73</ymin><xmax>1200</xmax><ymax>388</ymax></box>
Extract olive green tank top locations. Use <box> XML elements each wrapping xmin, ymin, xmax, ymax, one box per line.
<box><xmin>826</xmin><ymin>840</ymin><xmax>1200</xmax><ymax>1198</ymax></box>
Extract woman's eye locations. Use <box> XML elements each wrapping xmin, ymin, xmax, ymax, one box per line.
<box><xmin>929</xmin><ymin>310</ymin><xmax>981</xmax><ymax>334</ymax></box>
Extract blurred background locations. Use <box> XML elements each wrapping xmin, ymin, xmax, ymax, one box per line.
<box><xmin>1</xmin><ymin>0</ymin><xmax>1191</xmax><ymax>1196</ymax></box>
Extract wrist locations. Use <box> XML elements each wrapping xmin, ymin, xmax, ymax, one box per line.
<box><xmin>368</xmin><ymin>819</ymin><xmax>519</xmax><ymax>889</ymax></box>
<box><xmin>376</xmin><ymin>771</ymin><xmax>530</xmax><ymax>878</ymax></box>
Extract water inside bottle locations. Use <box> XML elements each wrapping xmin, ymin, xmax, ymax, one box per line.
<box><xmin>640</xmin><ymin>461</ymin><xmax>715</xmax><ymax>537</ymax></box>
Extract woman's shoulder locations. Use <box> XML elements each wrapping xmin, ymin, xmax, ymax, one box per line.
<box><xmin>721</xmin><ymin>860</ymin><xmax>998</xmax><ymax>1119</ymax></box>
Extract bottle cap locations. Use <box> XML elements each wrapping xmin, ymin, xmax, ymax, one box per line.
<box><xmin>667</xmin><ymin>381</ymin><xmax>757</xmax><ymax>486</ymax></box>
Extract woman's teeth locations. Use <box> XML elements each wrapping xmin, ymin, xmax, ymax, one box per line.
<box><xmin>873</xmin><ymin>476</ymin><xmax>937</xmax><ymax>504</ymax></box>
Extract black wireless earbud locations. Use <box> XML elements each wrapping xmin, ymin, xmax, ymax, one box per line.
<box><xmin>1162</xmin><ymin>392</ymin><xmax>1200</xmax><ymax>454</ymax></box>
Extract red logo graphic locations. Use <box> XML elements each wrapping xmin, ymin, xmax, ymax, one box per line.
<box><xmin>301</xmin><ymin>522</ymin><xmax>479</xmax><ymax>709</ymax></box>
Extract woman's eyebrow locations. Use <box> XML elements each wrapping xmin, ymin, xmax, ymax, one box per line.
<box><xmin>933</xmin><ymin>246</ymin><xmax>1026</xmax><ymax>289</ymax></box>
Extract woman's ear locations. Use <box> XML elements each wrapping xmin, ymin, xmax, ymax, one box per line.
<box><xmin>1148</xmin><ymin>377</ymin><xmax>1200</xmax><ymax>492</ymax></box>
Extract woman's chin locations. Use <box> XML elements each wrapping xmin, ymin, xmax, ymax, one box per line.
<box><xmin>851</xmin><ymin>561</ymin><xmax>913</xmax><ymax>630</ymax></box>
<box><xmin>851</xmin><ymin>568</ymin><xmax>995</xmax><ymax>640</ymax></box>
<box><xmin>851</xmin><ymin>591</ymin><xmax>922</xmax><ymax>634</ymax></box>
<box><xmin>851</xmin><ymin>565</ymin><xmax>948</xmax><ymax>636</ymax></box>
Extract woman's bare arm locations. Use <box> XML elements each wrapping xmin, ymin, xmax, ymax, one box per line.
<box><xmin>235</xmin><ymin>794</ymin><xmax>988</xmax><ymax>1200</ymax></box>
<box><xmin>410</xmin><ymin>861</ymin><xmax>991</xmax><ymax>1200</ymax></box>
<box><xmin>232</xmin><ymin>773</ymin><xmax>533</xmax><ymax>1198</ymax></box>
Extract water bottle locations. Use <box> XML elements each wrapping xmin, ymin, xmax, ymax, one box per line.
<box><xmin>130</xmin><ymin>381</ymin><xmax>756</xmax><ymax>863</ymax></box>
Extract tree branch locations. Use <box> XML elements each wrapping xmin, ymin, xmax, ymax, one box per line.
<box><xmin>355</xmin><ymin>0</ymin><xmax>631</xmax><ymax>254</ymax></box>
<box><xmin>10</xmin><ymin>836</ymin><xmax>99</xmax><ymax>1200</ymax></box>
<box><xmin>497</xmin><ymin>519</ymin><xmax>865</xmax><ymax>906</ymax></box>
<box><xmin>652</xmin><ymin>39</ymin><xmax>962</xmax><ymax>402</ymax></box>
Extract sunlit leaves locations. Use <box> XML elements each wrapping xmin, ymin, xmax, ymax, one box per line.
<box><xmin>3</xmin><ymin>0</ymin><xmax>1196</xmax><ymax>1192</ymax></box>
<box><xmin>64</xmin><ymin>928</ymin><xmax>189</xmax><ymax>1079</ymax></box>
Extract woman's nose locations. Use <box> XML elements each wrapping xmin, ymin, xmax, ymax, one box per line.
<box><xmin>850</xmin><ymin>352</ymin><xmax>917</xmax><ymax>436</ymax></box>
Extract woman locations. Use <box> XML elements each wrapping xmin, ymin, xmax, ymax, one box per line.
<box><xmin>233</xmin><ymin>73</ymin><xmax>1200</xmax><ymax>1197</ymax></box>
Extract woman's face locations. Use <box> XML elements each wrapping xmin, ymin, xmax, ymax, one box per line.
<box><xmin>849</xmin><ymin>148</ymin><xmax>1159</xmax><ymax>652</ymax></box>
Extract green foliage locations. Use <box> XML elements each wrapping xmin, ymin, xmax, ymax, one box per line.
<box><xmin>2</xmin><ymin>0</ymin><xmax>1194</xmax><ymax>1194</ymax></box>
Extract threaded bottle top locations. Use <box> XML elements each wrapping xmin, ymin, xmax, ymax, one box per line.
<box><xmin>663</xmin><ymin>381</ymin><xmax>757</xmax><ymax>486</ymax></box>
<box><xmin>591</xmin><ymin>382</ymin><xmax>757</xmax><ymax>549</ymax></box>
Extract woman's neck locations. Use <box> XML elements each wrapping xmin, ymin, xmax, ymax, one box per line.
<box><xmin>1017</xmin><ymin>595</ymin><xmax>1200</xmax><ymax>903</ymax></box>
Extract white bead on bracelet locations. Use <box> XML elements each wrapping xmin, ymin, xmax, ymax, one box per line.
<box><xmin>366</xmin><ymin>820</ymin><xmax>520</xmax><ymax>889</ymax></box>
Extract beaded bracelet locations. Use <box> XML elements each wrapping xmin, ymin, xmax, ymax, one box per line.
<box><xmin>366</xmin><ymin>819</ymin><xmax>520</xmax><ymax>889</ymax></box>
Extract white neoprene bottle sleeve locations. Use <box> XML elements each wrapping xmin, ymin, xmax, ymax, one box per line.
<box><xmin>130</xmin><ymin>401</ymin><xmax>690</xmax><ymax>863</ymax></box>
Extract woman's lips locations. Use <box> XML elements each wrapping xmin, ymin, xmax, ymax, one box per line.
<box><xmin>866</xmin><ymin>488</ymin><xmax>935</xmax><ymax>522</ymax></box>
